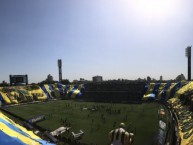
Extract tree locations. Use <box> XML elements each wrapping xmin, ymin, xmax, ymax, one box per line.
<box><xmin>61</xmin><ymin>79</ymin><xmax>70</xmax><ymax>85</ymax></box>
<box><xmin>0</xmin><ymin>81</ymin><xmax>9</xmax><ymax>87</ymax></box>
<box><xmin>176</xmin><ymin>74</ymin><xmax>186</xmax><ymax>81</ymax></box>
<box><xmin>147</xmin><ymin>76</ymin><xmax>151</xmax><ymax>82</ymax></box>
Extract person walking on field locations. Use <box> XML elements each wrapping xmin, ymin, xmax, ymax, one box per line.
<box><xmin>108</xmin><ymin>123</ymin><xmax>134</xmax><ymax>145</ymax></box>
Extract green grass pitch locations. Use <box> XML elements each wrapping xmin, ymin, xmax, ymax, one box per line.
<box><xmin>5</xmin><ymin>100</ymin><xmax>159</xmax><ymax>145</ymax></box>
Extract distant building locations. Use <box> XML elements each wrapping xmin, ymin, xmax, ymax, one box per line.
<box><xmin>80</xmin><ymin>78</ymin><xmax>84</xmax><ymax>81</ymax></box>
<box><xmin>79</xmin><ymin>78</ymin><xmax>85</xmax><ymax>83</ymax></box>
<box><xmin>47</xmin><ymin>74</ymin><xmax>53</xmax><ymax>82</ymax></box>
<box><xmin>93</xmin><ymin>76</ymin><xmax>103</xmax><ymax>82</ymax></box>
<box><xmin>160</xmin><ymin>76</ymin><xmax>163</xmax><ymax>81</ymax></box>
<box><xmin>73</xmin><ymin>80</ymin><xmax>78</xmax><ymax>83</ymax></box>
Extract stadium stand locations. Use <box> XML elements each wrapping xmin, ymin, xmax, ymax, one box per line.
<box><xmin>0</xmin><ymin>112</ymin><xmax>55</xmax><ymax>145</ymax></box>
<box><xmin>82</xmin><ymin>82</ymin><xmax>145</xmax><ymax>103</ymax></box>
<box><xmin>0</xmin><ymin>83</ymin><xmax>84</xmax><ymax>106</ymax></box>
<box><xmin>1</xmin><ymin>81</ymin><xmax>193</xmax><ymax>145</ymax></box>
<box><xmin>143</xmin><ymin>81</ymin><xmax>193</xmax><ymax>145</ymax></box>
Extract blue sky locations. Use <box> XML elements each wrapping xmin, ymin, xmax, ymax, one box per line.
<box><xmin>0</xmin><ymin>0</ymin><xmax>193</xmax><ymax>83</ymax></box>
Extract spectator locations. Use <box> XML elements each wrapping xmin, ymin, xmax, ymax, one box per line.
<box><xmin>108</xmin><ymin>123</ymin><xmax>134</xmax><ymax>145</ymax></box>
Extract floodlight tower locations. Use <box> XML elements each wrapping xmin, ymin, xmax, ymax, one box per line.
<box><xmin>58</xmin><ymin>59</ymin><xmax>62</xmax><ymax>82</ymax></box>
<box><xmin>185</xmin><ymin>46</ymin><xmax>192</xmax><ymax>81</ymax></box>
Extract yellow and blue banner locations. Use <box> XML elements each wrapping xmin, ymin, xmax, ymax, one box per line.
<box><xmin>0</xmin><ymin>112</ymin><xmax>55</xmax><ymax>145</ymax></box>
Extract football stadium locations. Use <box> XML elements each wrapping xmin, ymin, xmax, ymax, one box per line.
<box><xmin>0</xmin><ymin>81</ymin><xmax>193</xmax><ymax>145</ymax></box>
<box><xmin>1</xmin><ymin>1</ymin><xmax>193</xmax><ymax>145</ymax></box>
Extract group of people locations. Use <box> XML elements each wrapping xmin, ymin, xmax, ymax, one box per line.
<box><xmin>180</xmin><ymin>91</ymin><xmax>193</xmax><ymax>112</ymax></box>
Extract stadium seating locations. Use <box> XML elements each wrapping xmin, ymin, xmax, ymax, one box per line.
<box><xmin>0</xmin><ymin>112</ymin><xmax>55</xmax><ymax>145</ymax></box>
<box><xmin>143</xmin><ymin>81</ymin><xmax>193</xmax><ymax>144</ymax></box>
<box><xmin>83</xmin><ymin>82</ymin><xmax>145</xmax><ymax>103</ymax></box>
<box><xmin>0</xmin><ymin>84</ymin><xmax>84</xmax><ymax>105</ymax></box>
<box><xmin>1</xmin><ymin>81</ymin><xmax>193</xmax><ymax>144</ymax></box>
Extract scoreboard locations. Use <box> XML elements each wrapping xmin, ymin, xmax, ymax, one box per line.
<box><xmin>10</xmin><ymin>75</ymin><xmax>28</xmax><ymax>86</ymax></box>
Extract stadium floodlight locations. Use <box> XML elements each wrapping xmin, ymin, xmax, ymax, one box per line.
<box><xmin>58</xmin><ymin>59</ymin><xmax>62</xmax><ymax>82</ymax></box>
<box><xmin>186</xmin><ymin>46</ymin><xmax>191</xmax><ymax>57</ymax></box>
<box><xmin>185</xmin><ymin>46</ymin><xmax>192</xmax><ymax>81</ymax></box>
